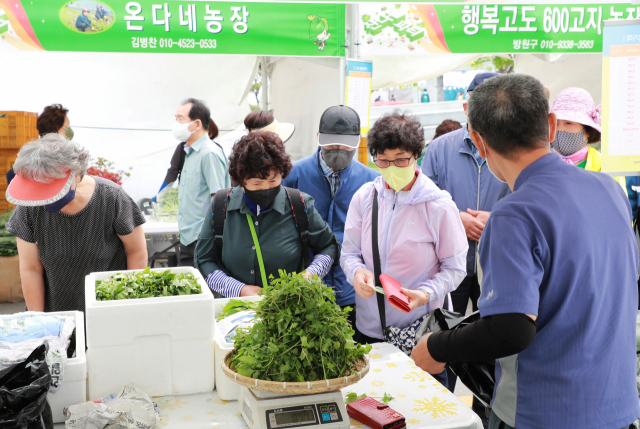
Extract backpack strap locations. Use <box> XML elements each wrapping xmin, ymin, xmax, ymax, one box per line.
<box><xmin>211</xmin><ymin>187</ymin><xmax>233</xmax><ymax>274</ymax></box>
<box><xmin>372</xmin><ymin>189</ymin><xmax>387</xmax><ymax>337</ymax></box>
<box><xmin>283</xmin><ymin>187</ymin><xmax>311</xmax><ymax>269</ymax></box>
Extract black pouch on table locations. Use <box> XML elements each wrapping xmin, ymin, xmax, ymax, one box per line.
<box><xmin>414</xmin><ymin>309</ymin><xmax>496</xmax><ymax>407</ymax></box>
<box><xmin>0</xmin><ymin>343</ymin><xmax>54</xmax><ymax>429</ymax></box>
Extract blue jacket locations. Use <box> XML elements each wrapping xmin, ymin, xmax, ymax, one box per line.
<box><xmin>627</xmin><ymin>176</ymin><xmax>640</xmax><ymax>222</ymax></box>
<box><xmin>422</xmin><ymin>127</ymin><xmax>510</xmax><ymax>275</ymax></box>
<box><xmin>284</xmin><ymin>148</ymin><xmax>379</xmax><ymax>306</ymax></box>
<box><xmin>76</xmin><ymin>14</ymin><xmax>92</xmax><ymax>28</ymax></box>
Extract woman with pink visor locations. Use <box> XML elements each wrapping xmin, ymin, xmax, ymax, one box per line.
<box><xmin>550</xmin><ymin>87</ymin><xmax>627</xmax><ymax>192</ymax></box>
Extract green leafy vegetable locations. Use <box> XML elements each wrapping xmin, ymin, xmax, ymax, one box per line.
<box><xmin>381</xmin><ymin>392</ymin><xmax>395</xmax><ymax>404</ymax></box>
<box><xmin>0</xmin><ymin>208</ymin><xmax>17</xmax><ymax>256</ymax></box>
<box><xmin>155</xmin><ymin>187</ymin><xmax>179</xmax><ymax>222</ymax></box>
<box><xmin>345</xmin><ymin>392</ymin><xmax>368</xmax><ymax>404</ymax></box>
<box><xmin>229</xmin><ymin>271</ymin><xmax>372</xmax><ymax>382</ymax></box>
<box><xmin>95</xmin><ymin>267</ymin><xmax>201</xmax><ymax>301</ymax></box>
<box><xmin>345</xmin><ymin>392</ymin><xmax>395</xmax><ymax>405</ymax></box>
<box><xmin>218</xmin><ymin>299</ymin><xmax>260</xmax><ymax>321</ymax></box>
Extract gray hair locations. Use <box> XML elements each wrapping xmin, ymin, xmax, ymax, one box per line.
<box><xmin>13</xmin><ymin>133</ymin><xmax>90</xmax><ymax>183</ymax></box>
<box><xmin>467</xmin><ymin>73</ymin><xmax>549</xmax><ymax>159</ymax></box>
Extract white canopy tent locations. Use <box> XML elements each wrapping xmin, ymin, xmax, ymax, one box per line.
<box><xmin>0</xmin><ymin>51</ymin><xmax>258</xmax><ymax>202</ymax></box>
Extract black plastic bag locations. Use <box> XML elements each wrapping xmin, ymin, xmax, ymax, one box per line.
<box><xmin>415</xmin><ymin>309</ymin><xmax>496</xmax><ymax>407</ymax></box>
<box><xmin>0</xmin><ymin>344</ymin><xmax>53</xmax><ymax>429</ymax></box>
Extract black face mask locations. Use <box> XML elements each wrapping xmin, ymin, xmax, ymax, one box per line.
<box><xmin>243</xmin><ymin>185</ymin><xmax>281</xmax><ymax>208</ymax></box>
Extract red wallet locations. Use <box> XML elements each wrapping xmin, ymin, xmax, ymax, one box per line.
<box><xmin>379</xmin><ymin>274</ymin><xmax>410</xmax><ymax>313</ymax></box>
<box><xmin>346</xmin><ymin>397</ymin><xmax>406</xmax><ymax>429</ymax></box>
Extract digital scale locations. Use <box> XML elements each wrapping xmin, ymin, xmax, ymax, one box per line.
<box><xmin>238</xmin><ymin>386</ymin><xmax>351</xmax><ymax>429</ymax></box>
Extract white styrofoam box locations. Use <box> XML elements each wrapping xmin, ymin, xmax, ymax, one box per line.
<box><xmin>213</xmin><ymin>296</ymin><xmax>262</xmax><ymax>401</ymax></box>
<box><xmin>85</xmin><ymin>267</ymin><xmax>214</xmax><ymax>399</ymax></box>
<box><xmin>47</xmin><ymin>311</ymin><xmax>86</xmax><ymax>424</ymax></box>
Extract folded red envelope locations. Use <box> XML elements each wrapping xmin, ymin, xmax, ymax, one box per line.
<box><xmin>346</xmin><ymin>397</ymin><xmax>406</xmax><ymax>429</ymax></box>
<box><xmin>379</xmin><ymin>274</ymin><xmax>410</xmax><ymax>313</ymax></box>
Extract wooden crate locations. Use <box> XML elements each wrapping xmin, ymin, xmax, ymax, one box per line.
<box><xmin>0</xmin><ymin>111</ymin><xmax>39</xmax><ymax>148</ymax></box>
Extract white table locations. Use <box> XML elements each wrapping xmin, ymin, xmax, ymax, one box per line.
<box><xmin>55</xmin><ymin>343</ymin><xmax>482</xmax><ymax>429</ymax></box>
<box><xmin>142</xmin><ymin>220</ymin><xmax>179</xmax><ymax>235</ymax></box>
<box><xmin>142</xmin><ymin>220</ymin><xmax>180</xmax><ymax>266</ymax></box>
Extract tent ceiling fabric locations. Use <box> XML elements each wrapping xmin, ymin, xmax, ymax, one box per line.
<box><xmin>269</xmin><ymin>57</ymin><xmax>342</xmax><ymax>161</ymax></box>
<box><xmin>514</xmin><ymin>53</ymin><xmax>603</xmax><ymax>106</ymax></box>
<box><xmin>363</xmin><ymin>53</ymin><xmax>484</xmax><ymax>90</ymax></box>
<box><xmin>0</xmin><ymin>51</ymin><xmax>257</xmax><ymax>202</ymax></box>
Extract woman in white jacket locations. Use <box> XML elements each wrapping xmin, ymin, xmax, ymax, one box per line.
<box><xmin>340</xmin><ymin>112</ymin><xmax>468</xmax><ymax>386</ymax></box>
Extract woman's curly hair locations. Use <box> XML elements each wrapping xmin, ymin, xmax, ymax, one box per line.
<box><xmin>368</xmin><ymin>111</ymin><xmax>425</xmax><ymax>160</ymax></box>
<box><xmin>229</xmin><ymin>131</ymin><xmax>292</xmax><ymax>185</ymax></box>
<box><xmin>36</xmin><ymin>104</ymin><xmax>68</xmax><ymax>136</ymax></box>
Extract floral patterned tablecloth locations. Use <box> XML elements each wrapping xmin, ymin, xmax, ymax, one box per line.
<box><xmin>54</xmin><ymin>343</ymin><xmax>482</xmax><ymax>429</ymax></box>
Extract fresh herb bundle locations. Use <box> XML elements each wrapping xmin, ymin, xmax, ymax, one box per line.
<box><xmin>229</xmin><ymin>271</ymin><xmax>371</xmax><ymax>382</ymax></box>
<box><xmin>95</xmin><ymin>267</ymin><xmax>201</xmax><ymax>301</ymax></box>
<box><xmin>156</xmin><ymin>187</ymin><xmax>179</xmax><ymax>222</ymax></box>
<box><xmin>217</xmin><ymin>299</ymin><xmax>260</xmax><ymax>321</ymax></box>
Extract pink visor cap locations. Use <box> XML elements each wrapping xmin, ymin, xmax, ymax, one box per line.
<box><xmin>6</xmin><ymin>170</ymin><xmax>76</xmax><ymax>206</ymax></box>
<box><xmin>551</xmin><ymin>87</ymin><xmax>601</xmax><ymax>133</ymax></box>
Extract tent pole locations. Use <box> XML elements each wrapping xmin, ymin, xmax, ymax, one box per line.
<box><xmin>261</xmin><ymin>56</ymin><xmax>270</xmax><ymax>111</ymax></box>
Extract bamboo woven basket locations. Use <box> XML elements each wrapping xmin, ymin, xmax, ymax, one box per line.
<box><xmin>222</xmin><ymin>350</ymin><xmax>369</xmax><ymax>395</ymax></box>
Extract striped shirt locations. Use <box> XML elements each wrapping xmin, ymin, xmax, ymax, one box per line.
<box><xmin>206</xmin><ymin>254</ymin><xmax>334</xmax><ymax>297</ymax></box>
<box><xmin>319</xmin><ymin>153</ymin><xmax>341</xmax><ymax>198</ymax></box>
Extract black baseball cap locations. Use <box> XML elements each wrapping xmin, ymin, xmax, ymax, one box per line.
<box><xmin>467</xmin><ymin>72</ymin><xmax>500</xmax><ymax>92</ymax></box>
<box><xmin>318</xmin><ymin>105</ymin><xmax>361</xmax><ymax>148</ymax></box>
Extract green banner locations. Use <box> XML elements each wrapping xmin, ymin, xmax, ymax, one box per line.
<box><xmin>436</xmin><ymin>3</ymin><xmax>638</xmax><ymax>53</ymax></box>
<box><xmin>358</xmin><ymin>3</ymin><xmax>638</xmax><ymax>55</ymax></box>
<box><xmin>0</xmin><ymin>0</ymin><xmax>345</xmax><ymax>56</ymax></box>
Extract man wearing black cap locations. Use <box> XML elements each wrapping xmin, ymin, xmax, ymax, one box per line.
<box><xmin>284</xmin><ymin>106</ymin><xmax>379</xmax><ymax>337</ymax></box>
<box><xmin>421</xmin><ymin>72</ymin><xmax>510</xmax><ymax>424</ymax></box>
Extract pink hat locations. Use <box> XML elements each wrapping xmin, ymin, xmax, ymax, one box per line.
<box><xmin>551</xmin><ymin>87</ymin><xmax>601</xmax><ymax>133</ymax></box>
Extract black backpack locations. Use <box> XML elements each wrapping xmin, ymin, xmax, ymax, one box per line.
<box><xmin>210</xmin><ymin>187</ymin><xmax>311</xmax><ymax>275</ymax></box>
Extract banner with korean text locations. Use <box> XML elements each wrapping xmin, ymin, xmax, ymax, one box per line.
<box><xmin>601</xmin><ymin>18</ymin><xmax>640</xmax><ymax>175</ymax></box>
<box><xmin>0</xmin><ymin>0</ymin><xmax>345</xmax><ymax>56</ymax></box>
<box><xmin>358</xmin><ymin>3</ymin><xmax>639</xmax><ymax>55</ymax></box>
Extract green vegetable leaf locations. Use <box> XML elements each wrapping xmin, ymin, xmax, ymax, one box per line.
<box><xmin>95</xmin><ymin>269</ymin><xmax>201</xmax><ymax>301</ymax></box>
<box><xmin>382</xmin><ymin>393</ymin><xmax>395</xmax><ymax>405</ymax></box>
<box><xmin>345</xmin><ymin>392</ymin><xmax>367</xmax><ymax>404</ymax></box>
<box><xmin>228</xmin><ymin>271</ymin><xmax>370</xmax><ymax>383</ymax></box>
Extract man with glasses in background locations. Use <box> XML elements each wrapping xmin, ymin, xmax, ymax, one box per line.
<box><xmin>421</xmin><ymin>73</ymin><xmax>510</xmax><ymax>426</ymax></box>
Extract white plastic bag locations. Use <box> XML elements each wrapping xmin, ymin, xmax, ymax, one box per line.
<box><xmin>64</xmin><ymin>386</ymin><xmax>160</xmax><ymax>429</ymax></box>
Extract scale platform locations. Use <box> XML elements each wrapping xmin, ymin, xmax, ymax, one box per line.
<box><xmin>238</xmin><ymin>386</ymin><xmax>350</xmax><ymax>429</ymax></box>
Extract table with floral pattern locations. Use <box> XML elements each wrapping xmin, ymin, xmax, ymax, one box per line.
<box><xmin>54</xmin><ymin>343</ymin><xmax>482</xmax><ymax>429</ymax></box>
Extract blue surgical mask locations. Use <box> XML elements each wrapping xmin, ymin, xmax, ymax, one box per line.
<box><xmin>44</xmin><ymin>189</ymin><xmax>76</xmax><ymax>213</ymax></box>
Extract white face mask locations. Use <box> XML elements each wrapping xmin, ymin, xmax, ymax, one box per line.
<box><xmin>172</xmin><ymin>120</ymin><xmax>195</xmax><ymax>142</ymax></box>
<box><xmin>480</xmin><ymin>135</ymin><xmax>507</xmax><ymax>184</ymax></box>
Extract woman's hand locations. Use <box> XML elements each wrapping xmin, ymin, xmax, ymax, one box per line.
<box><xmin>353</xmin><ymin>268</ymin><xmax>376</xmax><ymax>299</ymax></box>
<box><xmin>240</xmin><ymin>285</ymin><xmax>262</xmax><ymax>297</ymax></box>
<box><xmin>412</xmin><ymin>333</ymin><xmax>446</xmax><ymax>374</ymax></box>
<box><xmin>396</xmin><ymin>288</ymin><xmax>429</xmax><ymax>312</ymax></box>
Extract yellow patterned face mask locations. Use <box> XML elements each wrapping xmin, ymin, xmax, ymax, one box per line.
<box><xmin>379</xmin><ymin>161</ymin><xmax>415</xmax><ymax>191</ymax></box>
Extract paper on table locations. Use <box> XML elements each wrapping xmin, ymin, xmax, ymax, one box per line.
<box><xmin>216</xmin><ymin>310</ymin><xmax>258</xmax><ymax>344</ymax></box>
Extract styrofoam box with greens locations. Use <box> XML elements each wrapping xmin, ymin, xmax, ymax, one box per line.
<box><xmin>213</xmin><ymin>296</ymin><xmax>262</xmax><ymax>401</ymax></box>
<box><xmin>47</xmin><ymin>310</ymin><xmax>86</xmax><ymax>424</ymax></box>
<box><xmin>85</xmin><ymin>267</ymin><xmax>214</xmax><ymax>399</ymax></box>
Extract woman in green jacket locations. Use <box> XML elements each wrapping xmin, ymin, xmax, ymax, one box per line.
<box><xmin>195</xmin><ymin>131</ymin><xmax>340</xmax><ymax>297</ymax></box>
